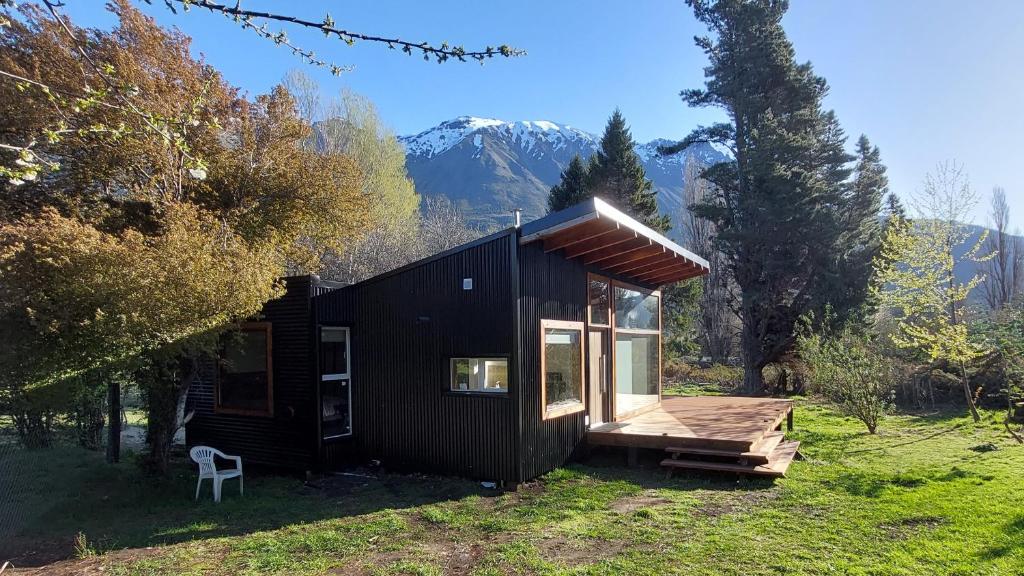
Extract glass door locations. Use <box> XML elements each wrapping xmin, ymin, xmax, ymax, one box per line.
<box><xmin>319</xmin><ymin>326</ymin><xmax>352</xmax><ymax>439</ymax></box>
<box><xmin>588</xmin><ymin>328</ymin><xmax>609</xmax><ymax>425</ymax></box>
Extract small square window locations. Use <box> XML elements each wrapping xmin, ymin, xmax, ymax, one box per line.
<box><xmin>450</xmin><ymin>358</ymin><xmax>508</xmax><ymax>393</ymax></box>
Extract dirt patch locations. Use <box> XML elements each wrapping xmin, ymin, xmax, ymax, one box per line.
<box><xmin>609</xmin><ymin>494</ymin><xmax>672</xmax><ymax>514</ymax></box>
<box><xmin>691</xmin><ymin>488</ymin><xmax>779</xmax><ymax>518</ymax></box>
<box><xmin>6</xmin><ymin>547</ymin><xmax>162</xmax><ymax>576</ymax></box>
<box><xmin>880</xmin><ymin>515</ymin><xmax>947</xmax><ymax>539</ymax></box>
<box><xmin>535</xmin><ymin>536</ymin><xmax>627</xmax><ymax>566</ymax></box>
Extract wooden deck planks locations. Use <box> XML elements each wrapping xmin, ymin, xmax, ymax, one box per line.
<box><xmin>587</xmin><ymin>396</ymin><xmax>794</xmax><ymax>452</ymax></box>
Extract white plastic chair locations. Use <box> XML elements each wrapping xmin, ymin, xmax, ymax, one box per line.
<box><xmin>189</xmin><ymin>445</ymin><xmax>243</xmax><ymax>503</ymax></box>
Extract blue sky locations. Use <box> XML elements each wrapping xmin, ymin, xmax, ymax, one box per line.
<box><xmin>64</xmin><ymin>0</ymin><xmax>1023</xmax><ymax>228</ymax></box>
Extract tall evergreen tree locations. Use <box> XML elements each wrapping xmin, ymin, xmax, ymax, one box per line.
<box><xmin>589</xmin><ymin>109</ymin><xmax>670</xmax><ymax>232</ymax></box>
<box><xmin>824</xmin><ymin>135</ymin><xmax>887</xmax><ymax>327</ymax></box>
<box><xmin>547</xmin><ymin>154</ymin><xmax>592</xmax><ymax>213</ymax></box>
<box><xmin>673</xmin><ymin>0</ymin><xmax>875</xmax><ymax>392</ymax></box>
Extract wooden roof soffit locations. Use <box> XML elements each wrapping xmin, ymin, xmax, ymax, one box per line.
<box><xmin>582</xmin><ymin>236</ymin><xmax>655</xmax><ymax>266</ymax></box>
<box><xmin>543</xmin><ymin>219</ymin><xmax>615</xmax><ymax>253</ymax></box>
<box><xmin>562</xmin><ymin>229</ymin><xmax>638</xmax><ymax>259</ymax></box>
<box><xmin>520</xmin><ymin>198</ymin><xmax>712</xmax><ymax>287</ymax></box>
<box><xmin>636</xmin><ymin>262</ymin><xmax>702</xmax><ymax>285</ymax></box>
<box><xmin>605</xmin><ymin>250</ymin><xmax>680</xmax><ymax>275</ymax></box>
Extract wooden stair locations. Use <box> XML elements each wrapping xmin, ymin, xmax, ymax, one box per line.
<box><xmin>662</xmin><ymin>434</ymin><xmax>800</xmax><ymax>478</ymax></box>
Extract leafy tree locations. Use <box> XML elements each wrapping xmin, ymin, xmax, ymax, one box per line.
<box><xmin>797</xmin><ymin>322</ymin><xmax>895</xmax><ymax>434</ymax></box>
<box><xmin>283</xmin><ymin>71</ymin><xmax>419</xmax><ymax>231</ymax></box>
<box><xmin>0</xmin><ymin>0</ymin><xmax>521</xmax><ymax>183</ymax></box>
<box><xmin>0</xmin><ymin>3</ymin><xmax>368</xmax><ymax>468</ymax></box>
<box><xmin>673</xmin><ymin>0</ymin><xmax>877</xmax><ymax>393</ymax></box>
<box><xmin>872</xmin><ymin>164</ymin><xmax>993</xmax><ymax>421</ymax></box>
<box><xmin>547</xmin><ymin>154</ymin><xmax>592</xmax><ymax>213</ymax></box>
<box><xmin>589</xmin><ymin>109</ymin><xmax>670</xmax><ymax>232</ymax></box>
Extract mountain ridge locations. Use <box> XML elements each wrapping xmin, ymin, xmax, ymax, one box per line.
<box><xmin>398</xmin><ymin>116</ymin><xmax>731</xmax><ymax>236</ymax></box>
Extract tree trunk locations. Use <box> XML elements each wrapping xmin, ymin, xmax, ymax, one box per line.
<box><xmin>143</xmin><ymin>356</ymin><xmax>197</xmax><ymax>475</ymax></box>
<box><xmin>960</xmin><ymin>360</ymin><xmax>981</xmax><ymax>422</ymax></box>
<box><xmin>742</xmin><ymin>365</ymin><xmax>764</xmax><ymax>395</ymax></box>
<box><xmin>740</xmin><ymin>314</ymin><xmax>765</xmax><ymax>395</ymax></box>
<box><xmin>105</xmin><ymin>379</ymin><xmax>121</xmax><ymax>464</ymax></box>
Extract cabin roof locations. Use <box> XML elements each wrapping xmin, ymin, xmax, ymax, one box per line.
<box><xmin>518</xmin><ymin>197</ymin><xmax>710</xmax><ymax>286</ymax></box>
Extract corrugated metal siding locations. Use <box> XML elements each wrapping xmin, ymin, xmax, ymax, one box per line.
<box><xmin>314</xmin><ymin>233</ymin><xmax>519</xmax><ymax>482</ymax></box>
<box><xmin>516</xmin><ymin>240</ymin><xmax>589</xmax><ymax>481</ymax></box>
<box><xmin>185</xmin><ymin>276</ymin><xmax>319</xmax><ymax>470</ymax></box>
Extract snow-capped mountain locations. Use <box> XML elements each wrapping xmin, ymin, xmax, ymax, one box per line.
<box><xmin>399</xmin><ymin>117</ymin><xmax>731</xmax><ymax>237</ymax></box>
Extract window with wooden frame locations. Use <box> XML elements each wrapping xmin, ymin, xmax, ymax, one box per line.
<box><xmin>587</xmin><ymin>275</ymin><xmax>610</xmax><ymax>327</ymax></box>
<box><xmin>450</xmin><ymin>357</ymin><xmax>509</xmax><ymax>393</ymax></box>
<box><xmin>216</xmin><ymin>322</ymin><xmax>273</xmax><ymax>416</ymax></box>
<box><xmin>541</xmin><ymin>319</ymin><xmax>585</xmax><ymax>419</ymax></box>
<box><xmin>612</xmin><ymin>283</ymin><xmax>661</xmax><ymax>418</ymax></box>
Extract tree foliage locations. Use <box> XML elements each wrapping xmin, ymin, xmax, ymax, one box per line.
<box><xmin>675</xmin><ymin>0</ymin><xmax>883</xmax><ymax>392</ymax></box>
<box><xmin>797</xmin><ymin>322</ymin><xmax>895</xmax><ymax>434</ymax></box>
<box><xmin>871</xmin><ymin>165</ymin><xmax>992</xmax><ymax>421</ymax></box>
<box><xmin>0</xmin><ymin>2</ymin><xmax>368</xmax><ymax>462</ymax></box>
<box><xmin>547</xmin><ymin>154</ymin><xmax>593</xmax><ymax>213</ymax></box>
<box><xmin>589</xmin><ymin>109</ymin><xmax>670</xmax><ymax>232</ymax></box>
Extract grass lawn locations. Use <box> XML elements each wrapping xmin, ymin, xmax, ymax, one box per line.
<box><xmin>1</xmin><ymin>401</ymin><xmax>1022</xmax><ymax>575</ymax></box>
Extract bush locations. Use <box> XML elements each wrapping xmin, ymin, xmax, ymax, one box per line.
<box><xmin>798</xmin><ymin>328</ymin><xmax>895</xmax><ymax>433</ymax></box>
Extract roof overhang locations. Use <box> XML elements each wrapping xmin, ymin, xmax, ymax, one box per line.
<box><xmin>518</xmin><ymin>197</ymin><xmax>710</xmax><ymax>286</ymax></box>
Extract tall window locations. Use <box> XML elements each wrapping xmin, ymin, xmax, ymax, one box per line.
<box><xmin>613</xmin><ymin>285</ymin><xmax>660</xmax><ymax>417</ymax></box>
<box><xmin>541</xmin><ymin>319</ymin><xmax>585</xmax><ymax>419</ymax></box>
<box><xmin>217</xmin><ymin>322</ymin><xmax>273</xmax><ymax>415</ymax></box>
<box><xmin>320</xmin><ymin>327</ymin><xmax>351</xmax><ymax>439</ymax></box>
<box><xmin>588</xmin><ymin>277</ymin><xmax>610</xmax><ymax>326</ymax></box>
<box><xmin>450</xmin><ymin>358</ymin><xmax>509</xmax><ymax>393</ymax></box>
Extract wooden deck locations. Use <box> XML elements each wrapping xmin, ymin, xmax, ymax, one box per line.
<box><xmin>587</xmin><ymin>395</ymin><xmax>795</xmax><ymax>463</ymax></box>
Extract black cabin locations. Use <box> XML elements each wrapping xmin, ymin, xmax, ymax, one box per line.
<box><xmin>186</xmin><ymin>198</ymin><xmax>709</xmax><ymax>484</ymax></box>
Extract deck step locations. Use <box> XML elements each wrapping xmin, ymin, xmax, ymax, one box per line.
<box><xmin>661</xmin><ymin>440</ymin><xmax>801</xmax><ymax>478</ymax></box>
<box><xmin>665</xmin><ymin>431</ymin><xmax>785</xmax><ymax>465</ymax></box>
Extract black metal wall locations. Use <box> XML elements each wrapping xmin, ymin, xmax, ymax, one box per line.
<box><xmin>314</xmin><ymin>232</ymin><xmax>520</xmax><ymax>482</ymax></box>
<box><xmin>185</xmin><ymin>276</ymin><xmax>324</xmax><ymax>470</ymax></box>
<box><xmin>515</xmin><ymin>240</ymin><xmax>589</xmax><ymax>480</ymax></box>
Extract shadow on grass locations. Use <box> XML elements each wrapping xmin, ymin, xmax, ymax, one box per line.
<box><xmin>979</xmin><ymin>514</ymin><xmax>1024</xmax><ymax>560</ymax></box>
<box><xmin>0</xmin><ymin>445</ymin><xmax>493</xmax><ymax>567</ymax></box>
<box><xmin>823</xmin><ymin>465</ymin><xmax>991</xmax><ymax>498</ymax></box>
<box><xmin>574</xmin><ymin>446</ymin><xmax>778</xmax><ymax>493</ymax></box>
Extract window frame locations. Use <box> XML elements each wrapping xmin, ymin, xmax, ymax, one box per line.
<box><xmin>319</xmin><ymin>325</ymin><xmax>353</xmax><ymax>440</ymax></box>
<box><xmin>448</xmin><ymin>356</ymin><xmax>510</xmax><ymax>395</ymax></box>
<box><xmin>609</xmin><ymin>280</ymin><xmax>662</xmax><ymax>420</ymax></box>
<box><xmin>587</xmin><ymin>273</ymin><xmax>611</xmax><ymax>328</ymax></box>
<box><xmin>540</xmin><ymin>319</ymin><xmax>586</xmax><ymax>420</ymax></box>
<box><xmin>215</xmin><ymin>321</ymin><xmax>274</xmax><ymax>417</ymax></box>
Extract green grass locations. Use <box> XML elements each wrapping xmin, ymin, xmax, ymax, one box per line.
<box><xmin>2</xmin><ymin>402</ymin><xmax>1022</xmax><ymax>575</ymax></box>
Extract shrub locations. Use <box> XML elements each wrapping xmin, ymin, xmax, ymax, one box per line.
<box><xmin>798</xmin><ymin>328</ymin><xmax>896</xmax><ymax>433</ymax></box>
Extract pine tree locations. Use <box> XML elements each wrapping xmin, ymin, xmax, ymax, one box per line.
<box><xmin>547</xmin><ymin>154</ymin><xmax>592</xmax><ymax>213</ymax></box>
<box><xmin>885</xmin><ymin>192</ymin><xmax>907</xmax><ymax>224</ymax></box>
<box><xmin>589</xmin><ymin>109</ymin><xmax>670</xmax><ymax>232</ymax></box>
<box><xmin>823</xmin><ymin>135</ymin><xmax>887</xmax><ymax>328</ymax></box>
<box><xmin>677</xmin><ymin>0</ymin><xmax>875</xmax><ymax>393</ymax></box>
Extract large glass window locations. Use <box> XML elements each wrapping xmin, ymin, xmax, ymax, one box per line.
<box><xmin>321</xmin><ymin>327</ymin><xmax>351</xmax><ymax>438</ymax></box>
<box><xmin>450</xmin><ymin>358</ymin><xmax>508</xmax><ymax>392</ymax></box>
<box><xmin>541</xmin><ymin>320</ymin><xmax>585</xmax><ymax>419</ymax></box>
<box><xmin>588</xmin><ymin>277</ymin><xmax>610</xmax><ymax>326</ymax></box>
<box><xmin>217</xmin><ymin>323</ymin><xmax>272</xmax><ymax>415</ymax></box>
<box><xmin>612</xmin><ymin>284</ymin><xmax>661</xmax><ymax>417</ymax></box>
<box><xmin>614</xmin><ymin>285</ymin><xmax>659</xmax><ymax>331</ymax></box>
<box><xmin>615</xmin><ymin>333</ymin><xmax>660</xmax><ymax>416</ymax></box>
